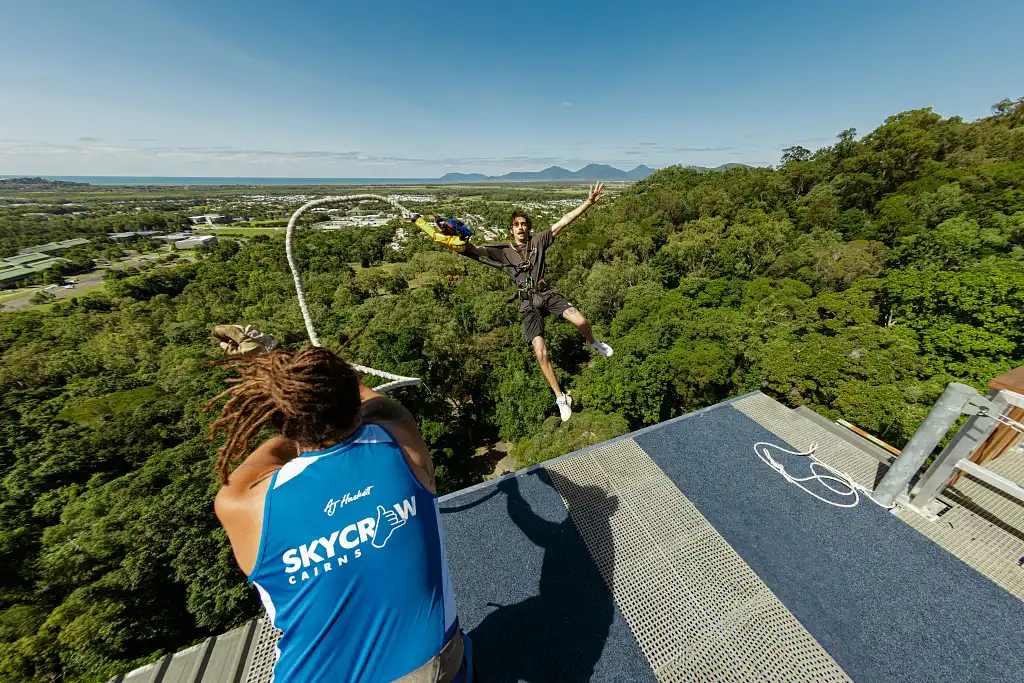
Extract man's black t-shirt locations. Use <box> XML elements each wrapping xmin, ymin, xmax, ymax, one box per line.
<box><xmin>469</xmin><ymin>228</ymin><xmax>554</xmax><ymax>289</ymax></box>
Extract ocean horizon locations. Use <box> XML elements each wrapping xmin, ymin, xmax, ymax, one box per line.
<box><xmin>12</xmin><ymin>175</ymin><xmax>445</xmax><ymax>186</ymax></box>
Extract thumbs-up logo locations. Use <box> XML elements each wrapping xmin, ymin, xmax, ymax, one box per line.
<box><xmin>372</xmin><ymin>504</ymin><xmax>407</xmax><ymax>548</ymax></box>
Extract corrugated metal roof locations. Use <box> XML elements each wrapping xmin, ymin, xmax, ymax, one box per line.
<box><xmin>18</xmin><ymin>238</ymin><xmax>91</xmax><ymax>254</ymax></box>
<box><xmin>2</xmin><ymin>252</ymin><xmax>52</xmax><ymax>266</ymax></box>
<box><xmin>0</xmin><ymin>258</ymin><xmax>65</xmax><ymax>281</ymax></box>
<box><xmin>110</xmin><ymin>620</ymin><xmax>265</xmax><ymax>683</ymax></box>
<box><xmin>0</xmin><ymin>267</ymin><xmax>37</xmax><ymax>281</ymax></box>
<box><xmin>107</xmin><ymin>231</ymin><xmax>163</xmax><ymax>239</ymax></box>
<box><xmin>174</xmin><ymin>236</ymin><xmax>217</xmax><ymax>249</ymax></box>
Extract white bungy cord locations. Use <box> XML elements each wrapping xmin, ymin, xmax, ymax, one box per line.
<box><xmin>284</xmin><ymin>194</ymin><xmax>423</xmax><ymax>393</ymax></box>
<box><xmin>752</xmin><ymin>442</ymin><xmax>895</xmax><ymax>509</ymax></box>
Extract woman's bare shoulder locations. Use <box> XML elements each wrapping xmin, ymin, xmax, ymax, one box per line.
<box><xmin>216</xmin><ymin>436</ymin><xmax>294</xmax><ymax>503</ymax></box>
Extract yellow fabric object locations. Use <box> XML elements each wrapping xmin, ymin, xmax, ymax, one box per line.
<box><xmin>414</xmin><ymin>216</ymin><xmax>466</xmax><ymax>252</ymax></box>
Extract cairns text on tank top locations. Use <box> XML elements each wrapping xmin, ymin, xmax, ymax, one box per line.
<box><xmin>248</xmin><ymin>424</ymin><xmax>458</xmax><ymax>682</ymax></box>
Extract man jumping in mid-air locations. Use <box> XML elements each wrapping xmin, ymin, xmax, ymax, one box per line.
<box><xmin>412</xmin><ymin>183</ymin><xmax>613</xmax><ymax>422</ymax></box>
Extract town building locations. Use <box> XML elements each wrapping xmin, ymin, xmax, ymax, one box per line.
<box><xmin>188</xmin><ymin>214</ymin><xmax>232</xmax><ymax>226</ymax></box>
<box><xmin>106</xmin><ymin>231</ymin><xmax>164</xmax><ymax>242</ymax></box>
<box><xmin>17</xmin><ymin>238</ymin><xmax>91</xmax><ymax>256</ymax></box>
<box><xmin>173</xmin><ymin>234</ymin><xmax>217</xmax><ymax>250</ymax></box>
<box><xmin>0</xmin><ymin>256</ymin><xmax>67</xmax><ymax>288</ymax></box>
<box><xmin>153</xmin><ymin>232</ymin><xmax>195</xmax><ymax>244</ymax></box>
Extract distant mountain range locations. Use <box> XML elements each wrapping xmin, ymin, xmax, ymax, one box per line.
<box><xmin>0</xmin><ymin>176</ymin><xmax>90</xmax><ymax>190</ymax></box>
<box><xmin>685</xmin><ymin>163</ymin><xmax>751</xmax><ymax>173</ymax></box>
<box><xmin>438</xmin><ymin>163</ymin><xmax>749</xmax><ymax>182</ymax></box>
<box><xmin>440</xmin><ymin>164</ymin><xmax>655</xmax><ymax>182</ymax></box>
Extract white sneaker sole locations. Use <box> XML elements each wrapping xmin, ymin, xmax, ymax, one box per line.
<box><xmin>557</xmin><ymin>394</ymin><xmax>573</xmax><ymax>422</ymax></box>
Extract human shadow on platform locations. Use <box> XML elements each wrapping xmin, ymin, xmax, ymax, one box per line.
<box><xmin>468</xmin><ymin>469</ymin><xmax>619</xmax><ymax>683</ymax></box>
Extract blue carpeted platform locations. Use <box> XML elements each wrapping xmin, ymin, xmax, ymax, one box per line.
<box><xmin>440</xmin><ymin>469</ymin><xmax>656</xmax><ymax>683</ymax></box>
<box><xmin>635</xmin><ymin>404</ymin><xmax>1024</xmax><ymax>683</ymax></box>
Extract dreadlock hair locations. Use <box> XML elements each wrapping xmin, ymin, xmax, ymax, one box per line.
<box><xmin>509</xmin><ymin>210</ymin><xmax>532</xmax><ymax>233</ymax></box>
<box><xmin>206</xmin><ymin>345</ymin><xmax>361</xmax><ymax>484</ymax></box>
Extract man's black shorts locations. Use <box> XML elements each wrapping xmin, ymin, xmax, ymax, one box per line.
<box><xmin>520</xmin><ymin>290</ymin><xmax>575</xmax><ymax>344</ymax></box>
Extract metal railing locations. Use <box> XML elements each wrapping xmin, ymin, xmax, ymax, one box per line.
<box><xmin>873</xmin><ymin>383</ymin><xmax>1024</xmax><ymax>509</ymax></box>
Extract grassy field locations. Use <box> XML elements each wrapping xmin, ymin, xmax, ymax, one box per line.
<box><xmin>1</xmin><ymin>280</ymin><xmax>107</xmax><ymax>313</ymax></box>
<box><xmin>245</xmin><ymin>219</ymin><xmax>289</xmax><ymax>226</ymax></box>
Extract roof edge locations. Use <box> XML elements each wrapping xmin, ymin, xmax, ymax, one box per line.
<box><xmin>439</xmin><ymin>390</ymin><xmax>763</xmax><ymax>504</ymax></box>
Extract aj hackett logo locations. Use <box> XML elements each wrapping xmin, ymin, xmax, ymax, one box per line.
<box><xmin>281</xmin><ymin>497</ymin><xmax>417</xmax><ymax>584</ymax></box>
<box><xmin>324</xmin><ymin>485</ymin><xmax>373</xmax><ymax>516</ymax></box>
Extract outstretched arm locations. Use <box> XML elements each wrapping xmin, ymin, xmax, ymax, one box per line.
<box><xmin>550</xmin><ymin>183</ymin><xmax>604</xmax><ymax>238</ymax></box>
<box><xmin>461</xmin><ymin>242</ymin><xmax>504</xmax><ymax>269</ymax></box>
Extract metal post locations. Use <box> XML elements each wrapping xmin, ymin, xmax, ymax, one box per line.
<box><xmin>873</xmin><ymin>382</ymin><xmax>980</xmax><ymax>506</ymax></box>
<box><xmin>909</xmin><ymin>390</ymin><xmax>1008</xmax><ymax>509</ymax></box>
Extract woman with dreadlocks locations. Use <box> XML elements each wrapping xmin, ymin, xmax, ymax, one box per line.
<box><xmin>208</xmin><ymin>344</ymin><xmax>468</xmax><ymax>683</ymax></box>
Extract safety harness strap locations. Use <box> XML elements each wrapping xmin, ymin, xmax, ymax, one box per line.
<box><xmin>390</xmin><ymin>621</ymin><xmax>466</xmax><ymax>683</ymax></box>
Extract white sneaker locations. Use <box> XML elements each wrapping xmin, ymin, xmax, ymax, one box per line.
<box><xmin>590</xmin><ymin>339</ymin><xmax>614</xmax><ymax>357</ymax></box>
<box><xmin>556</xmin><ymin>393</ymin><xmax>573</xmax><ymax>422</ymax></box>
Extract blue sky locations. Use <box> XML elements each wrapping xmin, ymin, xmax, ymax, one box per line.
<box><xmin>2</xmin><ymin>0</ymin><xmax>1021</xmax><ymax>177</ymax></box>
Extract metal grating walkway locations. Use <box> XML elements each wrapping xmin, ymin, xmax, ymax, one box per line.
<box><xmin>244</xmin><ymin>620</ymin><xmax>281</xmax><ymax>683</ymax></box>
<box><xmin>895</xmin><ymin>445</ymin><xmax>1024</xmax><ymax>601</ymax></box>
<box><xmin>546</xmin><ymin>438</ymin><xmax>851</xmax><ymax>682</ymax></box>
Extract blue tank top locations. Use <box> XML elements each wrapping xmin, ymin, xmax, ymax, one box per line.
<box><xmin>248</xmin><ymin>424</ymin><xmax>458</xmax><ymax>682</ymax></box>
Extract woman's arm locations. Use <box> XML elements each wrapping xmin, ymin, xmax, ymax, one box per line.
<box><xmin>359</xmin><ymin>386</ymin><xmax>437</xmax><ymax>493</ymax></box>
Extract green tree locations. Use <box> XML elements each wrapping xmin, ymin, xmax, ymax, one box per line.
<box><xmin>29</xmin><ymin>290</ymin><xmax>55</xmax><ymax>305</ymax></box>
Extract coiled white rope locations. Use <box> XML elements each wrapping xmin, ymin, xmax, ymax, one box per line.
<box><xmin>753</xmin><ymin>442</ymin><xmax>895</xmax><ymax>509</ymax></box>
<box><xmin>285</xmin><ymin>194</ymin><xmax>422</xmax><ymax>392</ymax></box>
